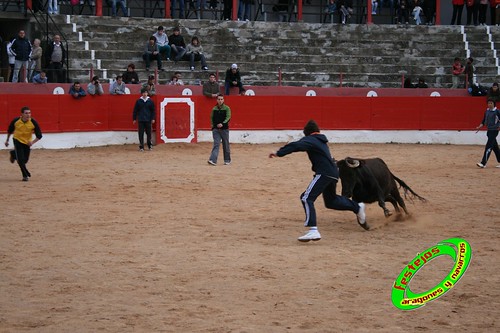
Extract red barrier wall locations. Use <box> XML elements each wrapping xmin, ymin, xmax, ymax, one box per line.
<box><xmin>0</xmin><ymin>94</ymin><xmax>487</xmax><ymax>137</ymax></box>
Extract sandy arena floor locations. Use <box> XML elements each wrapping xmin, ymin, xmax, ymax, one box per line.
<box><xmin>0</xmin><ymin>142</ymin><xmax>499</xmax><ymax>332</ymax></box>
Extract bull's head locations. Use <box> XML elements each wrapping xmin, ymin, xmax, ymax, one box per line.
<box><xmin>337</xmin><ymin>157</ymin><xmax>365</xmax><ymax>198</ymax></box>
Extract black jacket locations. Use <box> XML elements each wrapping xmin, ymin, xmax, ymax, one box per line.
<box><xmin>225</xmin><ymin>68</ymin><xmax>242</xmax><ymax>83</ymax></box>
<box><xmin>45</xmin><ymin>42</ymin><xmax>67</xmax><ymax>66</ymax></box>
<box><xmin>168</xmin><ymin>34</ymin><xmax>185</xmax><ymax>47</ymax></box>
<box><xmin>133</xmin><ymin>97</ymin><xmax>156</xmax><ymax>122</ymax></box>
<box><xmin>10</xmin><ymin>37</ymin><xmax>32</xmax><ymax>61</ymax></box>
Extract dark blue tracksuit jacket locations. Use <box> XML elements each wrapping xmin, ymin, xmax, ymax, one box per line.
<box><xmin>276</xmin><ymin>133</ymin><xmax>358</xmax><ymax>227</ymax></box>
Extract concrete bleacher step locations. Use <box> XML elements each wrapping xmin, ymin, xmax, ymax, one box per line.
<box><xmin>31</xmin><ymin>15</ymin><xmax>500</xmax><ymax>88</ymax></box>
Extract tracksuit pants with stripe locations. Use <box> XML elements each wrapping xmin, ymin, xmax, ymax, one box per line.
<box><xmin>301</xmin><ymin>174</ymin><xmax>360</xmax><ymax>227</ymax></box>
<box><xmin>480</xmin><ymin>130</ymin><xmax>500</xmax><ymax>166</ymax></box>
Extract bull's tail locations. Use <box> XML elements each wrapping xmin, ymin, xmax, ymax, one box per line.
<box><xmin>391</xmin><ymin>173</ymin><xmax>427</xmax><ymax>203</ymax></box>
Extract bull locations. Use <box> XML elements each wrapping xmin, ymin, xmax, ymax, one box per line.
<box><xmin>337</xmin><ymin>157</ymin><xmax>426</xmax><ymax>221</ymax></box>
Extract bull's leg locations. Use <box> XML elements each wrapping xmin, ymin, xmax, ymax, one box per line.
<box><xmin>392</xmin><ymin>190</ymin><xmax>410</xmax><ymax>215</ymax></box>
<box><xmin>386</xmin><ymin>197</ymin><xmax>400</xmax><ymax>214</ymax></box>
<box><xmin>378</xmin><ymin>200</ymin><xmax>392</xmax><ymax>217</ymax></box>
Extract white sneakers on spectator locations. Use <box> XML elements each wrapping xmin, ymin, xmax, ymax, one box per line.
<box><xmin>298</xmin><ymin>228</ymin><xmax>321</xmax><ymax>242</ymax></box>
<box><xmin>477</xmin><ymin>162</ymin><xmax>485</xmax><ymax>168</ymax></box>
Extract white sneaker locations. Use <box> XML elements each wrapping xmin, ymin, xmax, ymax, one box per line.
<box><xmin>224</xmin><ymin>161</ymin><xmax>231</xmax><ymax>165</ymax></box>
<box><xmin>207</xmin><ymin>160</ymin><xmax>216</xmax><ymax>166</ymax></box>
<box><xmin>477</xmin><ymin>162</ymin><xmax>485</xmax><ymax>168</ymax></box>
<box><xmin>496</xmin><ymin>165</ymin><xmax>500</xmax><ymax>168</ymax></box>
<box><xmin>298</xmin><ymin>229</ymin><xmax>321</xmax><ymax>242</ymax></box>
<box><xmin>356</xmin><ymin>203</ymin><xmax>370</xmax><ymax>230</ymax></box>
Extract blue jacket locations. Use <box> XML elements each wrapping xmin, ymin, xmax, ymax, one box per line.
<box><xmin>133</xmin><ymin>97</ymin><xmax>156</xmax><ymax>122</ymax></box>
<box><xmin>10</xmin><ymin>37</ymin><xmax>32</xmax><ymax>61</ymax></box>
<box><xmin>276</xmin><ymin>133</ymin><xmax>339</xmax><ymax>178</ymax></box>
<box><xmin>481</xmin><ymin>107</ymin><xmax>500</xmax><ymax>131</ymax></box>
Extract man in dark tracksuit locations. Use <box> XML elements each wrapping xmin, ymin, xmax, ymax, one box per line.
<box><xmin>133</xmin><ymin>88</ymin><xmax>156</xmax><ymax>151</ymax></box>
<box><xmin>476</xmin><ymin>98</ymin><xmax>500</xmax><ymax>168</ymax></box>
<box><xmin>270</xmin><ymin>120</ymin><xmax>368</xmax><ymax>242</ymax></box>
<box><xmin>5</xmin><ymin>106</ymin><xmax>43</xmax><ymax>181</ymax></box>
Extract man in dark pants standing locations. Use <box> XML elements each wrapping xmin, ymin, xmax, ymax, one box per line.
<box><xmin>269</xmin><ymin>120</ymin><xmax>368</xmax><ymax>242</ymax></box>
<box><xmin>5</xmin><ymin>106</ymin><xmax>43</xmax><ymax>181</ymax></box>
<box><xmin>476</xmin><ymin>98</ymin><xmax>500</xmax><ymax>168</ymax></box>
<box><xmin>45</xmin><ymin>35</ymin><xmax>66</xmax><ymax>83</ymax></box>
<box><xmin>133</xmin><ymin>88</ymin><xmax>156</xmax><ymax>152</ymax></box>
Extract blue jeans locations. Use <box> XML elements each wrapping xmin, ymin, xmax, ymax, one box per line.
<box><xmin>238</xmin><ymin>2</ymin><xmax>251</xmax><ymax>20</ymax></box>
<box><xmin>171</xmin><ymin>45</ymin><xmax>186</xmax><ymax>61</ymax></box>
<box><xmin>209</xmin><ymin>128</ymin><xmax>230</xmax><ymax>164</ymax></box>
<box><xmin>158</xmin><ymin>45</ymin><xmax>171</xmax><ymax>60</ymax></box>
<box><xmin>189</xmin><ymin>53</ymin><xmax>207</xmax><ymax>68</ymax></box>
<box><xmin>171</xmin><ymin>0</ymin><xmax>185</xmax><ymax>18</ymax></box>
<box><xmin>196</xmin><ymin>0</ymin><xmax>206</xmax><ymax>9</ymax></box>
<box><xmin>112</xmin><ymin>0</ymin><xmax>127</xmax><ymax>16</ymax></box>
<box><xmin>225</xmin><ymin>81</ymin><xmax>245</xmax><ymax>95</ymax></box>
<box><xmin>12</xmin><ymin>59</ymin><xmax>28</xmax><ymax>83</ymax></box>
<box><xmin>142</xmin><ymin>53</ymin><xmax>162</xmax><ymax>69</ymax></box>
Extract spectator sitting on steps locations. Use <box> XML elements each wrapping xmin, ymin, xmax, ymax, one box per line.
<box><xmin>153</xmin><ymin>26</ymin><xmax>172</xmax><ymax>62</ymax></box>
<box><xmin>143</xmin><ymin>36</ymin><xmax>163</xmax><ymax>72</ymax></box>
<box><xmin>122</xmin><ymin>63</ymin><xmax>139</xmax><ymax>84</ymax></box>
<box><xmin>416</xmin><ymin>77</ymin><xmax>428</xmax><ymax>88</ymax></box>
<box><xmin>225</xmin><ymin>63</ymin><xmax>246</xmax><ymax>95</ymax></box>
<box><xmin>186</xmin><ymin>36</ymin><xmax>208</xmax><ymax>71</ymax></box>
<box><xmin>168</xmin><ymin>27</ymin><xmax>187</xmax><ymax>63</ymax></box>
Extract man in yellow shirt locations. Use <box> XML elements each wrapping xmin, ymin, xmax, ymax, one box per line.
<box><xmin>5</xmin><ymin>106</ymin><xmax>43</xmax><ymax>181</ymax></box>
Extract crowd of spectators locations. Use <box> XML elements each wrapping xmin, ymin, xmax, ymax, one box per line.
<box><xmin>2</xmin><ymin>4</ymin><xmax>500</xmax><ymax>92</ymax></box>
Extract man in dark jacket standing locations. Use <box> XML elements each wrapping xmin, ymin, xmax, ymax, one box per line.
<box><xmin>269</xmin><ymin>120</ymin><xmax>368</xmax><ymax>242</ymax></box>
<box><xmin>10</xmin><ymin>30</ymin><xmax>32</xmax><ymax>83</ymax></box>
<box><xmin>45</xmin><ymin>35</ymin><xmax>66</xmax><ymax>83</ymax></box>
<box><xmin>133</xmin><ymin>88</ymin><xmax>156</xmax><ymax>152</ymax></box>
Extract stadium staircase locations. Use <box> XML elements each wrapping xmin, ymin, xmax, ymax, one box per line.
<box><xmin>28</xmin><ymin>13</ymin><xmax>500</xmax><ymax>88</ymax></box>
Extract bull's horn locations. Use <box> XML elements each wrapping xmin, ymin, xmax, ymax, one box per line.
<box><xmin>345</xmin><ymin>158</ymin><xmax>360</xmax><ymax>168</ymax></box>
